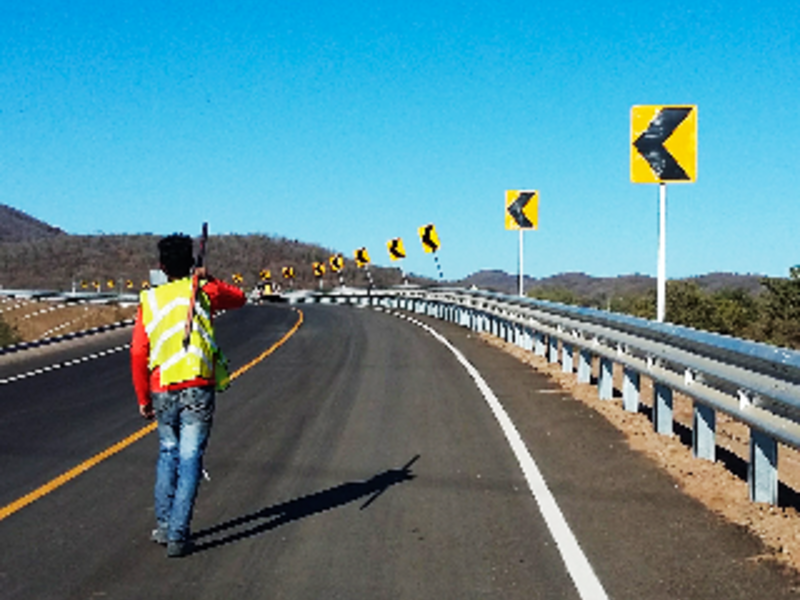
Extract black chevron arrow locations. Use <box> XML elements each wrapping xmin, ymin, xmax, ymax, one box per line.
<box><xmin>633</xmin><ymin>107</ymin><xmax>692</xmax><ymax>181</ymax></box>
<box><xmin>389</xmin><ymin>240</ymin><xmax>405</xmax><ymax>259</ymax></box>
<box><xmin>422</xmin><ymin>226</ymin><xmax>439</xmax><ymax>251</ymax></box>
<box><xmin>507</xmin><ymin>192</ymin><xmax>535</xmax><ymax>228</ymax></box>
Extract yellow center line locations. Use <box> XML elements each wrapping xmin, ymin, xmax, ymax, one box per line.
<box><xmin>0</xmin><ymin>308</ymin><xmax>304</xmax><ymax>523</ymax></box>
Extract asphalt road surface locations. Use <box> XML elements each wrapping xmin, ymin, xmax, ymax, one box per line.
<box><xmin>0</xmin><ymin>303</ymin><xmax>797</xmax><ymax>599</ymax></box>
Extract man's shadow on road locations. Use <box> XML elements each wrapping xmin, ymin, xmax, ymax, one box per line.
<box><xmin>190</xmin><ymin>455</ymin><xmax>420</xmax><ymax>553</ymax></box>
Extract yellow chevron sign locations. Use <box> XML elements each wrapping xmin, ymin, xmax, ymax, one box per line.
<box><xmin>631</xmin><ymin>105</ymin><xmax>697</xmax><ymax>184</ymax></box>
<box><xmin>354</xmin><ymin>247</ymin><xmax>371</xmax><ymax>267</ymax></box>
<box><xmin>505</xmin><ymin>190</ymin><xmax>539</xmax><ymax>230</ymax></box>
<box><xmin>329</xmin><ymin>254</ymin><xmax>344</xmax><ymax>272</ymax></box>
<box><xmin>387</xmin><ymin>237</ymin><xmax>406</xmax><ymax>261</ymax></box>
<box><xmin>418</xmin><ymin>224</ymin><xmax>440</xmax><ymax>253</ymax></box>
<box><xmin>313</xmin><ymin>262</ymin><xmax>326</xmax><ymax>277</ymax></box>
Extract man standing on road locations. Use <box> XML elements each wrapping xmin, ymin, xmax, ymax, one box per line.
<box><xmin>130</xmin><ymin>234</ymin><xmax>246</xmax><ymax>558</ymax></box>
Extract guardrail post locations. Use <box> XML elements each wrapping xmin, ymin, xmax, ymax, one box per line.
<box><xmin>562</xmin><ymin>342</ymin><xmax>573</xmax><ymax>374</ymax></box>
<box><xmin>693</xmin><ymin>403</ymin><xmax>716</xmax><ymax>461</ymax></box>
<box><xmin>548</xmin><ymin>335</ymin><xmax>559</xmax><ymax>364</ymax></box>
<box><xmin>653</xmin><ymin>383</ymin><xmax>673</xmax><ymax>435</ymax></box>
<box><xmin>622</xmin><ymin>367</ymin><xmax>640</xmax><ymax>412</ymax></box>
<box><xmin>516</xmin><ymin>325</ymin><xmax>527</xmax><ymax>350</ymax></box>
<box><xmin>599</xmin><ymin>357</ymin><xmax>613</xmax><ymax>400</ymax></box>
<box><xmin>577</xmin><ymin>348</ymin><xmax>592</xmax><ymax>383</ymax></box>
<box><xmin>534</xmin><ymin>332</ymin><xmax>546</xmax><ymax>357</ymax></box>
<box><xmin>749</xmin><ymin>429</ymin><xmax>778</xmax><ymax>505</ymax></box>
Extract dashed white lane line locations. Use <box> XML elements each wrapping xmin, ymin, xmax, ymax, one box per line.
<box><xmin>390</xmin><ymin>310</ymin><xmax>609</xmax><ymax>600</ymax></box>
<box><xmin>0</xmin><ymin>345</ymin><xmax>130</xmax><ymax>385</ymax></box>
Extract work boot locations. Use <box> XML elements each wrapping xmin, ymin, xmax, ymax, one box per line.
<box><xmin>166</xmin><ymin>539</ymin><xmax>194</xmax><ymax>558</ymax></box>
<box><xmin>151</xmin><ymin>526</ymin><xmax>168</xmax><ymax>545</ymax></box>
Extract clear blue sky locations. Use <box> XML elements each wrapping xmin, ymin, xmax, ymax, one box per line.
<box><xmin>1</xmin><ymin>1</ymin><xmax>798</xmax><ymax>281</ymax></box>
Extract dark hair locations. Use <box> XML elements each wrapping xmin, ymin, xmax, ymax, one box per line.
<box><xmin>158</xmin><ymin>234</ymin><xmax>195</xmax><ymax>278</ymax></box>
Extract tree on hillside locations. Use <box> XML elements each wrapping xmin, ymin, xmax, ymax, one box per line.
<box><xmin>758</xmin><ymin>267</ymin><xmax>800</xmax><ymax>348</ymax></box>
<box><xmin>710</xmin><ymin>287</ymin><xmax>761</xmax><ymax>337</ymax></box>
<box><xmin>528</xmin><ymin>287</ymin><xmax>581</xmax><ymax>306</ymax></box>
<box><xmin>665</xmin><ymin>281</ymin><xmax>717</xmax><ymax>330</ymax></box>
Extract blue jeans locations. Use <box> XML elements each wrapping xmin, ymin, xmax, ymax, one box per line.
<box><xmin>152</xmin><ymin>386</ymin><xmax>215</xmax><ymax>543</ymax></box>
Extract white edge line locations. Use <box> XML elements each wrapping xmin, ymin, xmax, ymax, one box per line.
<box><xmin>0</xmin><ymin>344</ymin><xmax>132</xmax><ymax>386</ymax></box>
<box><xmin>399</xmin><ymin>312</ymin><xmax>609</xmax><ymax>600</ymax></box>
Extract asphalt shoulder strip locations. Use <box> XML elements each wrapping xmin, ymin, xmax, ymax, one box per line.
<box><xmin>404</xmin><ymin>311</ymin><xmax>799</xmax><ymax>600</ymax></box>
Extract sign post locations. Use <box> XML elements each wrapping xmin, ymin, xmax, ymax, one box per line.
<box><xmin>505</xmin><ymin>190</ymin><xmax>539</xmax><ymax>297</ymax></box>
<box><xmin>631</xmin><ymin>105</ymin><xmax>697</xmax><ymax>322</ymax></box>
<box><xmin>329</xmin><ymin>254</ymin><xmax>345</xmax><ymax>287</ymax></box>
<box><xmin>418</xmin><ymin>224</ymin><xmax>443</xmax><ymax>281</ymax></box>
<box><xmin>387</xmin><ymin>237</ymin><xmax>408</xmax><ymax>284</ymax></box>
<box><xmin>354</xmin><ymin>247</ymin><xmax>373</xmax><ymax>290</ymax></box>
<box><xmin>312</xmin><ymin>261</ymin><xmax>326</xmax><ymax>290</ymax></box>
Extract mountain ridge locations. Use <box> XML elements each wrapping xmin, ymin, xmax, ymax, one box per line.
<box><xmin>0</xmin><ymin>204</ymin><xmax>771</xmax><ymax>294</ymax></box>
<box><xmin>0</xmin><ymin>204</ymin><xmax>65</xmax><ymax>242</ymax></box>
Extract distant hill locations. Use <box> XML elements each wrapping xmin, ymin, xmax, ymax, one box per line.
<box><xmin>0</xmin><ymin>204</ymin><xmax>772</xmax><ymax>296</ymax></box>
<box><xmin>0</xmin><ymin>204</ymin><xmax>65</xmax><ymax>242</ymax></box>
<box><xmin>0</xmin><ymin>233</ymin><xmax>417</xmax><ymax>291</ymax></box>
<box><xmin>458</xmin><ymin>269</ymin><xmax>766</xmax><ymax>298</ymax></box>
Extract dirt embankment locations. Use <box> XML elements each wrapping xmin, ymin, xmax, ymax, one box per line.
<box><xmin>479</xmin><ymin>331</ymin><xmax>800</xmax><ymax>578</ymax></box>
<box><xmin>0</xmin><ymin>297</ymin><xmax>136</xmax><ymax>345</ymax></box>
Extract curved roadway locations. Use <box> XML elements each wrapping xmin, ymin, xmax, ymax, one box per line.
<box><xmin>0</xmin><ymin>303</ymin><xmax>796</xmax><ymax>598</ymax></box>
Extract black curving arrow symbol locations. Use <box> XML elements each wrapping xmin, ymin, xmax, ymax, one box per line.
<box><xmin>633</xmin><ymin>107</ymin><xmax>692</xmax><ymax>181</ymax></box>
<box><xmin>421</xmin><ymin>225</ymin><xmax>439</xmax><ymax>252</ymax></box>
<box><xmin>507</xmin><ymin>192</ymin><xmax>535</xmax><ymax>228</ymax></box>
<box><xmin>389</xmin><ymin>239</ymin><xmax>405</xmax><ymax>259</ymax></box>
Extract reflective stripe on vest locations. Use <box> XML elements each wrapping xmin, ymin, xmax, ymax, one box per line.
<box><xmin>140</xmin><ymin>278</ymin><xmax>217</xmax><ymax>386</ymax></box>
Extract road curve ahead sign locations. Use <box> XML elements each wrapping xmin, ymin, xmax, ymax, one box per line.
<box><xmin>631</xmin><ymin>105</ymin><xmax>697</xmax><ymax>184</ymax></box>
<box><xmin>387</xmin><ymin>237</ymin><xmax>406</xmax><ymax>261</ymax></box>
<box><xmin>418</xmin><ymin>224</ymin><xmax>440</xmax><ymax>253</ymax></box>
<box><xmin>505</xmin><ymin>190</ymin><xmax>539</xmax><ymax>230</ymax></box>
<box><xmin>354</xmin><ymin>247</ymin><xmax>371</xmax><ymax>267</ymax></box>
<box><xmin>329</xmin><ymin>254</ymin><xmax>344</xmax><ymax>273</ymax></box>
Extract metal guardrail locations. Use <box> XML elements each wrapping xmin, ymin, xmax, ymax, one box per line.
<box><xmin>299</xmin><ymin>285</ymin><xmax>800</xmax><ymax>505</ymax></box>
<box><xmin>0</xmin><ymin>289</ymin><xmax>140</xmax><ymax>304</ymax></box>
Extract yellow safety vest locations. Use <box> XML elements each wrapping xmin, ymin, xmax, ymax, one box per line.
<box><xmin>140</xmin><ymin>277</ymin><xmax>217</xmax><ymax>387</ymax></box>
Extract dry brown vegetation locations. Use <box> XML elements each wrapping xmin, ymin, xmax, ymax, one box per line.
<box><xmin>0</xmin><ymin>233</ymin><xmax>412</xmax><ymax>292</ymax></box>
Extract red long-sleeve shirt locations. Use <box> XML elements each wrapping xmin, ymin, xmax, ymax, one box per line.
<box><xmin>130</xmin><ymin>277</ymin><xmax>246</xmax><ymax>406</ymax></box>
